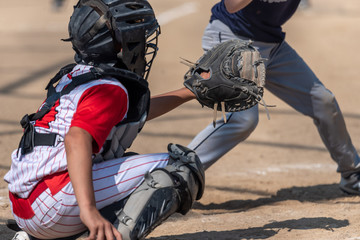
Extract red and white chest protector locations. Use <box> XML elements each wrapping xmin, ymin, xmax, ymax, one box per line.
<box><xmin>4</xmin><ymin>64</ymin><xmax>129</xmax><ymax>198</ymax></box>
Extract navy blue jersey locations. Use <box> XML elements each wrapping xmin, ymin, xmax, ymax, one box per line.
<box><xmin>210</xmin><ymin>0</ymin><xmax>301</xmax><ymax>43</ymax></box>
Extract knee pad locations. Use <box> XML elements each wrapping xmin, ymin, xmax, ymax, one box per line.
<box><xmin>114</xmin><ymin>143</ymin><xmax>205</xmax><ymax>240</ymax></box>
<box><xmin>166</xmin><ymin>143</ymin><xmax>205</xmax><ymax>214</ymax></box>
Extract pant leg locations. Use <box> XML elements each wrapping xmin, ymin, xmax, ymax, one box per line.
<box><xmin>16</xmin><ymin>153</ymin><xmax>169</xmax><ymax>239</ymax></box>
<box><xmin>188</xmin><ymin>109</ymin><xmax>259</xmax><ymax>170</ymax></box>
<box><xmin>263</xmin><ymin>40</ymin><xmax>360</xmax><ymax>177</ymax></box>
<box><xmin>188</xmin><ymin>20</ymin><xmax>261</xmax><ymax>170</ymax></box>
<box><xmin>191</xmin><ymin>20</ymin><xmax>360</xmax><ymax>176</ymax></box>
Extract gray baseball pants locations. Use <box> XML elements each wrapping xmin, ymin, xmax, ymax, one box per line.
<box><xmin>187</xmin><ymin>20</ymin><xmax>360</xmax><ymax>178</ymax></box>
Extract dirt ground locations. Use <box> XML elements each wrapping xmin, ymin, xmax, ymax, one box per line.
<box><xmin>1</xmin><ymin>0</ymin><xmax>360</xmax><ymax>239</ymax></box>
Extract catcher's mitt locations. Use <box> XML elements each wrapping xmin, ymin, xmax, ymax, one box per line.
<box><xmin>183</xmin><ymin>39</ymin><xmax>267</xmax><ymax>125</ymax></box>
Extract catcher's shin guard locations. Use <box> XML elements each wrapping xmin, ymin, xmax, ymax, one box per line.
<box><xmin>166</xmin><ymin>143</ymin><xmax>205</xmax><ymax>214</ymax></box>
<box><xmin>116</xmin><ymin>143</ymin><xmax>205</xmax><ymax>240</ymax></box>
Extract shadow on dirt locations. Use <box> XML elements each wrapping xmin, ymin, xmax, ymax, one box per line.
<box><xmin>193</xmin><ymin>183</ymin><xmax>352</xmax><ymax>213</ymax></box>
<box><xmin>148</xmin><ymin>217</ymin><xmax>348</xmax><ymax>240</ymax></box>
<box><xmin>0</xmin><ymin>215</ymin><xmax>350</xmax><ymax>240</ymax></box>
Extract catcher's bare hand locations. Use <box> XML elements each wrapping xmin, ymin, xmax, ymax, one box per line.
<box><xmin>81</xmin><ymin>206</ymin><xmax>122</xmax><ymax>240</ymax></box>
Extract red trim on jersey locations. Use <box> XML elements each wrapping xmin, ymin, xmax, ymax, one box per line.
<box><xmin>9</xmin><ymin>171</ymin><xmax>70</xmax><ymax>219</ymax></box>
<box><xmin>34</xmin><ymin>100</ymin><xmax>60</xmax><ymax>129</ymax></box>
<box><xmin>44</xmin><ymin>171</ymin><xmax>71</xmax><ymax>195</ymax></box>
<box><xmin>71</xmin><ymin>84</ymin><xmax>128</xmax><ymax>153</ymax></box>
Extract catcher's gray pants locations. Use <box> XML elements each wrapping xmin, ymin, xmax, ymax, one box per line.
<box><xmin>187</xmin><ymin>20</ymin><xmax>360</xmax><ymax>177</ymax></box>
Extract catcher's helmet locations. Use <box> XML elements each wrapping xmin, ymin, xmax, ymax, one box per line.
<box><xmin>67</xmin><ymin>0</ymin><xmax>160</xmax><ymax>79</ymax></box>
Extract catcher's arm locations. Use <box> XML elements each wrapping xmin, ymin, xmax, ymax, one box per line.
<box><xmin>65</xmin><ymin>127</ymin><xmax>122</xmax><ymax>240</ymax></box>
<box><xmin>147</xmin><ymin>87</ymin><xmax>195</xmax><ymax>121</ymax></box>
<box><xmin>147</xmin><ymin>71</ymin><xmax>211</xmax><ymax>121</ymax></box>
<box><xmin>224</xmin><ymin>0</ymin><xmax>252</xmax><ymax>13</ymax></box>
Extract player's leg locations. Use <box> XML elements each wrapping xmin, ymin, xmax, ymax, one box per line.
<box><xmin>113</xmin><ymin>143</ymin><xmax>205</xmax><ymax>240</ymax></box>
<box><xmin>12</xmin><ymin>153</ymin><xmax>170</xmax><ymax>239</ymax></box>
<box><xmin>189</xmin><ymin>20</ymin><xmax>283</xmax><ymax>170</ymax></box>
<box><xmin>263</xmin><ymin>40</ymin><xmax>360</xmax><ymax>190</ymax></box>
<box><xmin>201</xmin><ymin>19</ymin><xmax>241</xmax><ymax>51</ymax></box>
<box><xmin>187</xmin><ymin>109</ymin><xmax>259</xmax><ymax>170</ymax></box>
<box><xmin>188</xmin><ymin>20</ymin><xmax>260</xmax><ymax>170</ymax></box>
<box><xmin>13</xmin><ymin>148</ymin><xmax>204</xmax><ymax>240</ymax></box>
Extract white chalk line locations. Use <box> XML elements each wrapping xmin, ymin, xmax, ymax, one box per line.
<box><xmin>156</xmin><ymin>2</ymin><xmax>198</xmax><ymax>26</ymax></box>
<box><xmin>221</xmin><ymin>163</ymin><xmax>337</xmax><ymax>177</ymax></box>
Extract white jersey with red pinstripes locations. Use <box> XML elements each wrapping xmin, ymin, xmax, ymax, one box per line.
<box><xmin>4</xmin><ymin>64</ymin><xmax>129</xmax><ymax>198</ymax></box>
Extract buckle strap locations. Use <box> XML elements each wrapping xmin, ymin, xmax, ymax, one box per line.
<box><xmin>18</xmin><ymin>114</ymin><xmax>61</xmax><ymax>155</ymax></box>
<box><xmin>18</xmin><ymin>114</ymin><xmax>35</xmax><ymax>156</ymax></box>
<box><xmin>34</xmin><ymin>132</ymin><xmax>59</xmax><ymax>147</ymax></box>
<box><xmin>18</xmin><ymin>130</ymin><xmax>60</xmax><ymax>156</ymax></box>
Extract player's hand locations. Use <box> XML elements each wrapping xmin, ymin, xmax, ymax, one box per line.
<box><xmin>80</xmin><ymin>206</ymin><xmax>122</xmax><ymax>240</ymax></box>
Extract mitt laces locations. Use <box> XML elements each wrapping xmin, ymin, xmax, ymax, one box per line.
<box><xmin>212</xmin><ymin>102</ymin><xmax>227</xmax><ymax>127</ymax></box>
<box><xmin>212</xmin><ymin>94</ymin><xmax>276</xmax><ymax>128</ymax></box>
<box><xmin>248</xmin><ymin>90</ymin><xmax>276</xmax><ymax>120</ymax></box>
<box><xmin>257</xmin><ymin>95</ymin><xmax>275</xmax><ymax>120</ymax></box>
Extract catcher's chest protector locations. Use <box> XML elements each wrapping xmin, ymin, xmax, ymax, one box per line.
<box><xmin>93</xmin><ymin>113</ymin><xmax>147</xmax><ymax>162</ymax></box>
<box><xmin>93</xmin><ymin>65</ymin><xmax>150</xmax><ymax>162</ymax></box>
<box><xmin>18</xmin><ymin>64</ymin><xmax>150</xmax><ymax>160</ymax></box>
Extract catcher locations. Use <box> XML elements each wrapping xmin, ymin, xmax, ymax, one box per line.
<box><xmin>6</xmin><ymin>1</ymin><xmax>205</xmax><ymax>240</ymax></box>
<box><xmin>5</xmin><ymin>0</ymin><xmax>263</xmax><ymax>240</ymax></box>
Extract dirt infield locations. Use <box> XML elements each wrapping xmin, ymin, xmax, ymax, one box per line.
<box><xmin>1</xmin><ymin>0</ymin><xmax>360</xmax><ymax>239</ymax></box>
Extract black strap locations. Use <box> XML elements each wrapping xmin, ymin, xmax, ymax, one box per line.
<box><xmin>45</xmin><ymin>63</ymin><xmax>77</xmax><ymax>94</ymax></box>
<box><xmin>33</xmin><ymin>132</ymin><xmax>58</xmax><ymax>147</ymax></box>
<box><xmin>31</xmin><ymin>68</ymin><xmax>100</xmax><ymax>123</ymax></box>
<box><xmin>18</xmin><ymin>67</ymin><xmax>101</xmax><ymax>156</ymax></box>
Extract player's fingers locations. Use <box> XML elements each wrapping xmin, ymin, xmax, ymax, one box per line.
<box><xmin>104</xmin><ymin>222</ymin><xmax>115</xmax><ymax>240</ymax></box>
<box><xmin>86</xmin><ymin>229</ymin><xmax>97</xmax><ymax>240</ymax></box>
<box><xmin>112</xmin><ymin>225</ymin><xmax>122</xmax><ymax>240</ymax></box>
<box><xmin>96</xmin><ymin>227</ymin><xmax>105</xmax><ymax>240</ymax></box>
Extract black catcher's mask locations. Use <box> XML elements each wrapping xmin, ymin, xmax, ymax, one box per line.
<box><xmin>67</xmin><ymin>0</ymin><xmax>160</xmax><ymax>80</ymax></box>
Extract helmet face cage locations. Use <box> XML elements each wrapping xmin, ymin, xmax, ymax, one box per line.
<box><xmin>143</xmin><ymin>25</ymin><xmax>160</xmax><ymax>80</ymax></box>
<box><xmin>69</xmin><ymin>0</ymin><xmax>160</xmax><ymax>79</ymax></box>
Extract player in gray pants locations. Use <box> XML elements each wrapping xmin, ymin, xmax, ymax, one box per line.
<box><xmin>188</xmin><ymin>0</ymin><xmax>360</xmax><ymax>194</ymax></box>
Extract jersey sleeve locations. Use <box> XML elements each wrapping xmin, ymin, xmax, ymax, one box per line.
<box><xmin>71</xmin><ymin>83</ymin><xmax>128</xmax><ymax>153</ymax></box>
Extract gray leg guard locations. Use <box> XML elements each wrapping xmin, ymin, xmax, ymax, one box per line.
<box><xmin>115</xmin><ymin>143</ymin><xmax>205</xmax><ymax>240</ymax></box>
<box><xmin>166</xmin><ymin>143</ymin><xmax>205</xmax><ymax>214</ymax></box>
